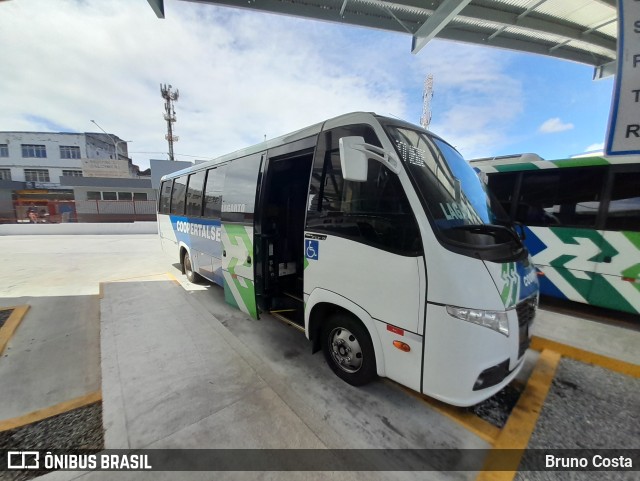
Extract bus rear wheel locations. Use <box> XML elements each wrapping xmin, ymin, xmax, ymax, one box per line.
<box><xmin>322</xmin><ymin>313</ymin><xmax>377</xmax><ymax>386</ymax></box>
<box><xmin>182</xmin><ymin>251</ymin><xmax>200</xmax><ymax>283</ymax></box>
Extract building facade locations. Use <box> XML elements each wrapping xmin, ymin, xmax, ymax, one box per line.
<box><xmin>0</xmin><ymin>131</ymin><xmax>135</xmax><ymax>187</ymax></box>
<box><xmin>0</xmin><ymin>131</ymin><xmax>149</xmax><ymax>223</ymax></box>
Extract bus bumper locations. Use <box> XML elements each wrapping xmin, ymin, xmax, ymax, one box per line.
<box><xmin>421</xmin><ymin>303</ymin><xmax>529</xmax><ymax>407</ymax></box>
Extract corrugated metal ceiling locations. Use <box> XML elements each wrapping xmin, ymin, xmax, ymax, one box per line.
<box><xmin>165</xmin><ymin>0</ymin><xmax>618</xmax><ymax>70</ymax></box>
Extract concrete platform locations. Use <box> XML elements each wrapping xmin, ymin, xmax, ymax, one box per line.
<box><xmin>100</xmin><ymin>278</ymin><xmax>487</xmax><ymax>454</ymax></box>
<box><xmin>101</xmin><ymin>279</ymin><xmax>327</xmax><ymax>450</ymax></box>
<box><xmin>532</xmin><ymin>308</ymin><xmax>639</xmax><ymax>365</ymax></box>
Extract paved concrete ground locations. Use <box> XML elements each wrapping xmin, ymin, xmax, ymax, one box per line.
<box><xmin>0</xmin><ymin>234</ymin><xmax>637</xmax><ymax>481</ymax></box>
<box><xmin>0</xmin><ymin>234</ymin><xmax>166</xmax><ymax>298</ymax></box>
<box><xmin>0</xmin><ymin>235</ymin><xmax>167</xmax><ymax>421</ymax></box>
<box><xmin>532</xmin><ymin>309</ymin><xmax>639</xmax><ymax>365</ymax></box>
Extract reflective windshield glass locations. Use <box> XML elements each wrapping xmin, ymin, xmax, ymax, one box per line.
<box><xmin>432</xmin><ymin>138</ymin><xmax>496</xmax><ymax>223</ymax></box>
<box><xmin>384</xmin><ymin>124</ymin><xmax>519</xmax><ymax>254</ymax></box>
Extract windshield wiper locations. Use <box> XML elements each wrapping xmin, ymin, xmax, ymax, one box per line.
<box><xmin>449</xmin><ymin>223</ymin><xmax>523</xmax><ymax>246</ymax></box>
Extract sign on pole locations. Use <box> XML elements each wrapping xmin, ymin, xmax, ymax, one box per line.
<box><xmin>606</xmin><ymin>0</ymin><xmax>640</xmax><ymax>155</ymax></box>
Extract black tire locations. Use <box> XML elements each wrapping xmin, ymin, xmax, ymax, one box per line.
<box><xmin>321</xmin><ymin>313</ymin><xmax>377</xmax><ymax>386</ymax></box>
<box><xmin>182</xmin><ymin>251</ymin><xmax>200</xmax><ymax>283</ymax></box>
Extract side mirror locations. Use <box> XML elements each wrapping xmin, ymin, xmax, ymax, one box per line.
<box><xmin>339</xmin><ymin>136</ymin><xmax>368</xmax><ymax>182</ymax></box>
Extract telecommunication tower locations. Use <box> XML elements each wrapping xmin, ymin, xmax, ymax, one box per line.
<box><xmin>420</xmin><ymin>74</ymin><xmax>434</xmax><ymax>129</ymax></box>
<box><xmin>160</xmin><ymin>84</ymin><xmax>179</xmax><ymax>161</ymax></box>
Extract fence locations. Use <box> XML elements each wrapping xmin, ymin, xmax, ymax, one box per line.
<box><xmin>5</xmin><ymin>200</ymin><xmax>157</xmax><ymax>224</ymax></box>
<box><xmin>74</xmin><ymin>200</ymin><xmax>157</xmax><ymax>223</ymax></box>
<box><xmin>75</xmin><ymin>200</ymin><xmax>157</xmax><ymax>216</ymax></box>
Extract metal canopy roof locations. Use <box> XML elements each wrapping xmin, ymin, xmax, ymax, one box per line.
<box><xmin>160</xmin><ymin>0</ymin><xmax>618</xmax><ymax>76</ymax></box>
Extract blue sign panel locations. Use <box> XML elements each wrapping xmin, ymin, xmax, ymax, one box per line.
<box><xmin>305</xmin><ymin>240</ymin><xmax>319</xmax><ymax>260</ymax></box>
<box><xmin>170</xmin><ymin>216</ymin><xmax>223</xmax><ymax>258</ymax></box>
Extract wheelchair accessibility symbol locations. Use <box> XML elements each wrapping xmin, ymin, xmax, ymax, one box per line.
<box><xmin>305</xmin><ymin>240</ymin><xmax>319</xmax><ymax>260</ymax></box>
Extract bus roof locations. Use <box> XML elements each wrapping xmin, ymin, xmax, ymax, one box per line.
<box><xmin>160</xmin><ymin>118</ymin><xmax>325</xmax><ymax>181</ymax></box>
<box><xmin>472</xmin><ymin>155</ymin><xmax>640</xmax><ymax>174</ymax></box>
<box><xmin>159</xmin><ymin>111</ymin><xmax>444</xmax><ymax>182</ymax></box>
<box><xmin>160</xmin><ymin>111</ymin><xmax>393</xmax><ymax>181</ymax></box>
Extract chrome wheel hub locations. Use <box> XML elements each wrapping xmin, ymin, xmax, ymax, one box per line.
<box><xmin>329</xmin><ymin>327</ymin><xmax>363</xmax><ymax>373</ymax></box>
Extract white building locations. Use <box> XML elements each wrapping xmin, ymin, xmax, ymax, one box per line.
<box><xmin>0</xmin><ymin>131</ymin><xmax>159</xmax><ymax>223</ymax></box>
<box><xmin>0</xmin><ymin>131</ymin><xmax>134</xmax><ymax>188</ymax></box>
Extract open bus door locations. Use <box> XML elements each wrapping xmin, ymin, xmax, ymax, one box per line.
<box><xmin>254</xmin><ymin>141</ymin><xmax>316</xmax><ymax>328</ymax></box>
<box><xmin>220</xmin><ymin>153</ymin><xmax>264</xmax><ymax>320</ymax></box>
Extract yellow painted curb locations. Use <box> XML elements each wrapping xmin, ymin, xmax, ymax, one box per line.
<box><xmin>105</xmin><ymin>273</ymin><xmax>169</xmax><ymax>283</ymax></box>
<box><xmin>476</xmin><ymin>349</ymin><xmax>561</xmax><ymax>481</ymax></box>
<box><xmin>0</xmin><ymin>305</ymin><xmax>30</xmax><ymax>356</ymax></box>
<box><xmin>100</xmin><ymin>273</ymin><xmax>178</xmax><ymax>298</ymax></box>
<box><xmin>531</xmin><ymin>336</ymin><xmax>640</xmax><ymax>378</ymax></box>
<box><xmin>0</xmin><ymin>390</ymin><xmax>102</xmax><ymax>432</ymax></box>
<box><xmin>165</xmin><ymin>271</ymin><xmax>182</xmax><ymax>287</ymax></box>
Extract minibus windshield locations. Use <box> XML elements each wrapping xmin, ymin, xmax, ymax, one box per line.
<box><xmin>382</xmin><ymin>123</ymin><xmax>524</xmax><ymax>260</ymax></box>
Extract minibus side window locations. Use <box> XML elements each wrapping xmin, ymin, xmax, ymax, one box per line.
<box><xmin>221</xmin><ymin>154</ymin><xmax>263</xmax><ymax>224</ymax></box>
<box><xmin>203</xmin><ymin>166</ymin><xmax>226</xmax><ymax>219</ymax></box>
<box><xmin>307</xmin><ymin>125</ymin><xmax>422</xmax><ymax>255</ymax></box>
<box><xmin>159</xmin><ymin>180</ymin><xmax>172</xmax><ymax>214</ymax></box>
<box><xmin>170</xmin><ymin>175</ymin><xmax>187</xmax><ymax>215</ymax></box>
<box><xmin>186</xmin><ymin>170</ymin><xmax>206</xmax><ymax>217</ymax></box>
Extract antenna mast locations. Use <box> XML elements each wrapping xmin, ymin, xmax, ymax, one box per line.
<box><xmin>420</xmin><ymin>74</ymin><xmax>434</xmax><ymax>129</ymax></box>
<box><xmin>160</xmin><ymin>84</ymin><xmax>179</xmax><ymax>160</ymax></box>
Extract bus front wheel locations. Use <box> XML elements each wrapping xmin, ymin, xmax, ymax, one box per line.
<box><xmin>182</xmin><ymin>251</ymin><xmax>200</xmax><ymax>283</ymax></box>
<box><xmin>322</xmin><ymin>313</ymin><xmax>377</xmax><ymax>386</ymax></box>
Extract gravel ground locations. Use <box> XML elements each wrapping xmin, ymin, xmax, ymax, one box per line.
<box><xmin>514</xmin><ymin>358</ymin><xmax>640</xmax><ymax>481</ymax></box>
<box><xmin>0</xmin><ymin>308</ymin><xmax>12</xmax><ymax>329</ymax></box>
<box><xmin>0</xmin><ymin>402</ymin><xmax>104</xmax><ymax>481</ymax></box>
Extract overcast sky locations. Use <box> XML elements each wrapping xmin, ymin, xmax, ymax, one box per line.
<box><xmin>0</xmin><ymin>0</ymin><xmax>615</xmax><ymax>170</ymax></box>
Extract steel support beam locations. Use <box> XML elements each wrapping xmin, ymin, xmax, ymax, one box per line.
<box><xmin>459</xmin><ymin>4</ymin><xmax>617</xmax><ymax>55</ymax></box>
<box><xmin>147</xmin><ymin>0</ymin><xmax>165</xmax><ymax>19</ymax></box>
<box><xmin>437</xmin><ymin>27</ymin><xmax>613</xmax><ymax>67</ymax></box>
<box><xmin>411</xmin><ymin>0</ymin><xmax>473</xmax><ymax>54</ymax></box>
<box><xmin>593</xmin><ymin>60</ymin><xmax>617</xmax><ymax>80</ymax></box>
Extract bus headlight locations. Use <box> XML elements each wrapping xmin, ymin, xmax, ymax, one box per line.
<box><xmin>446</xmin><ymin>306</ymin><xmax>509</xmax><ymax>336</ymax></box>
